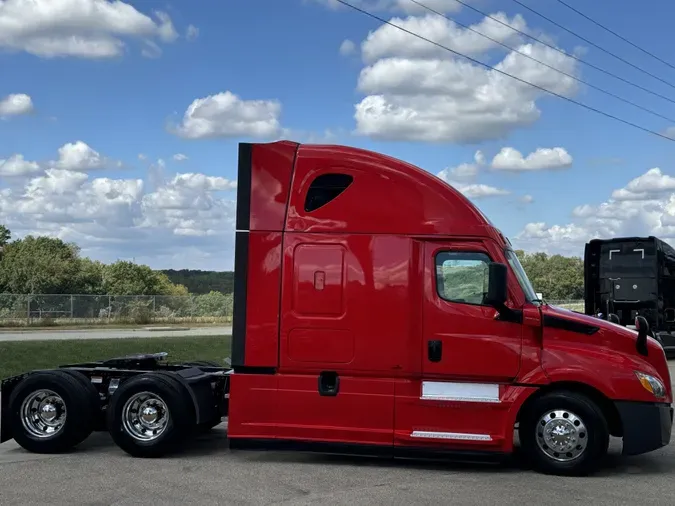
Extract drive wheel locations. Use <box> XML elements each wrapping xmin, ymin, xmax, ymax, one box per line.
<box><xmin>107</xmin><ymin>373</ymin><xmax>195</xmax><ymax>458</ymax></box>
<box><xmin>8</xmin><ymin>370</ymin><xmax>96</xmax><ymax>453</ymax></box>
<box><xmin>519</xmin><ymin>390</ymin><xmax>609</xmax><ymax>476</ymax></box>
<box><xmin>57</xmin><ymin>369</ymin><xmax>102</xmax><ymax>437</ymax></box>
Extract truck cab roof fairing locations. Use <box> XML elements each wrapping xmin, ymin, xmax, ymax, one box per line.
<box><xmin>236</xmin><ymin>141</ymin><xmax>299</xmax><ymax>233</ymax></box>
<box><xmin>284</xmin><ymin>143</ymin><xmax>494</xmax><ymax>236</ymax></box>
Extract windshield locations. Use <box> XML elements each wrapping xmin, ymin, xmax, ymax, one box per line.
<box><xmin>504</xmin><ymin>248</ymin><xmax>540</xmax><ymax>304</ymax></box>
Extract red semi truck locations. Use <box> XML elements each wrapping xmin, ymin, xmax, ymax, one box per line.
<box><xmin>0</xmin><ymin>140</ymin><xmax>672</xmax><ymax>476</ymax></box>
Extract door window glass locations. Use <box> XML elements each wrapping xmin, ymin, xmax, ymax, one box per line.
<box><xmin>435</xmin><ymin>251</ymin><xmax>491</xmax><ymax>305</ymax></box>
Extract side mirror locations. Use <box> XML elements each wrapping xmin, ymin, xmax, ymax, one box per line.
<box><xmin>485</xmin><ymin>262</ymin><xmax>508</xmax><ymax>307</ymax></box>
<box><xmin>635</xmin><ymin>315</ymin><xmax>649</xmax><ymax>356</ymax></box>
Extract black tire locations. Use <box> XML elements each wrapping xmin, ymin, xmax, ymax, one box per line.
<box><xmin>57</xmin><ymin>369</ymin><xmax>103</xmax><ymax>436</ymax></box>
<box><xmin>8</xmin><ymin>370</ymin><xmax>96</xmax><ymax>453</ymax></box>
<box><xmin>152</xmin><ymin>371</ymin><xmax>220</xmax><ymax>433</ymax></box>
<box><xmin>106</xmin><ymin>373</ymin><xmax>196</xmax><ymax>458</ymax></box>
<box><xmin>519</xmin><ymin>390</ymin><xmax>609</xmax><ymax>476</ymax></box>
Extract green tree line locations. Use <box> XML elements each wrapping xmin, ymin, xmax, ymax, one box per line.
<box><xmin>514</xmin><ymin>250</ymin><xmax>584</xmax><ymax>300</ymax></box>
<box><xmin>0</xmin><ymin>226</ymin><xmax>186</xmax><ymax>296</ymax></box>
<box><xmin>160</xmin><ymin>269</ymin><xmax>234</xmax><ymax>295</ymax></box>
<box><xmin>0</xmin><ymin>225</ymin><xmax>585</xmax><ymax>300</ymax></box>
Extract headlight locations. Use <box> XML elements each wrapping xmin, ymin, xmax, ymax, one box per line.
<box><xmin>635</xmin><ymin>371</ymin><xmax>667</xmax><ymax>398</ymax></box>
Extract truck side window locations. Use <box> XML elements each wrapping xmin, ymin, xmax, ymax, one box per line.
<box><xmin>305</xmin><ymin>173</ymin><xmax>353</xmax><ymax>212</ymax></box>
<box><xmin>435</xmin><ymin>251</ymin><xmax>491</xmax><ymax>305</ymax></box>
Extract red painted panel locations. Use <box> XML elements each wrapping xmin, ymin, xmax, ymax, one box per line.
<box><xmin>540</xmin><ymin>305</ymin><xmax>672</xmax><ymax>403</ymax></box>
<box><xmin>292</xmin><ymin>244</ymin><xmax>345</xmax><ymax>317</ymax></box>
<box><xmin>249</xmin><ymin>141</ymin><xmax>298</xmax><ymax>231</ymax></box>
<box><xmin>274</xmin><ymin>374</ymin><xmax>394</xmax><ymax>445</ymax></box>
<box><xmin>393</xmin><ymin>380</ymin><xmax>537</xmax><ymax>453</ymax></box>
<box><xmin>288</xmin><ymin>328</ymin><xmax>354</xmax><ymax>364</ymax></box>
<box><xmin>227</xmin><ymin>373</ymin><xmax>278</xmax><ymax>440</ymax></box>
<box><xmin>285</xmin><ymin>144</ymin><xmax>495</xmax><ymax>237</ymax></box>
<box><xmin>279</xmin><ymin>233</ymin><xmax>414</xmax><ymax>374</ymax></box>
<box><xmin>393</xmin><ymin>380</ymin><xmax>507</xmax><ymax>450</ymax></box>
<box><xmin>244</xmin><ymin>231</ymin><xmax>283</xmax><ymax>368</ymax></box>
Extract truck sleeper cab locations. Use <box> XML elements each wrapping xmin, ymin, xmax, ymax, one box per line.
<box><xmin>0</xmin><ymin>141</ymin><xmax>671</xmax><ymax>477</ymax></box>
<box><xmin>227</xmin><ymin>140</ymin><xmax>673</xmax><ymax>476</ymax></box>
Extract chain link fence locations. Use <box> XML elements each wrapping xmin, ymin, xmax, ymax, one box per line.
<box><xmin>546</xmin><ymin>299</ymin><xmax>585</xmax><ymax>312</ymax></box>
<box><xmin>0</xmin><ymin>293</ymin><xmax>587</xmax><ymax>328</ymax></box>
<box><xmin>0</xmin><ymin>293</ymin><xmax>233</xmax><ymax>327</ymax></box>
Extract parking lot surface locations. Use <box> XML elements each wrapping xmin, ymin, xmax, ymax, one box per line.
<box><xmin>1</xmin><ymin>364</ymin><xmax>674</xmax><ymax>505</ymax></box>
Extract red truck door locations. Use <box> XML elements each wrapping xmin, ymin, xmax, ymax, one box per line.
<box><xmin>394</xmin><ymin>240</ymin><xmax>523</xmax><ymax>451</ymax></box>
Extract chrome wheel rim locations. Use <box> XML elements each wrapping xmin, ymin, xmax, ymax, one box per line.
<box><xmin>122</xmin><ymin>392</ymin><xmax>170</xmax><ymax>441</ymax></box>
<box><xmin>536</xmin><ymin>409</ymin><xmax>588</xmax><ymax>462</ymax></box>
<box><xmin>20</xmin><ymin>389</ymin><xmax>67</xmax><ymax>439</ymax></box>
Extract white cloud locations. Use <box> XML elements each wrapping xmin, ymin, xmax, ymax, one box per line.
<box><xmin>173</xmin><ymin>153</ymin><xmax>188</xmax><ymax>162</ymax></box>
<box><xmin>186</xmin><ymin>24</ymin><xmax>199</xmax><ymax>41</ymax></box>
<box><xmin>520</xmin><ymin>194</ymin><xmax>534</xmax><ymax>204</ymax></box>
<box><xmin>491</xmin><ymin>146</ymin><xmax>573</xmax><ymax>171</ymax></box>
<box><xmin>610</xmin><ymin>168</ymin><xmax>675</xmax><ymax>201</ymax></box>
<box><xmin>0</xmin><ymin>154</ymin><xmax>41</xmax><ymax>177</ymax></box>
<box><xmin>2</xmin><ymin>141</ymin><xmax>124</xmax><ymax>178</ymax></box>
<box><xmin>437</xmin><ymin>150</ymin><xmax>484</xmax><ymax>181</ymax></box>
<box><xmin>351</xmin><ymin>10</ymin><xmax>580</xmax><ymax>144</ymax></box>
<box><xmin>0</xmin><ymin>166</ymin><xmax>238</xmax><ymax>270</ymax></box>
<box><xmin>360</xmin><ymin>12</ymin><xmax>526</xmax><ymax>63</ymax></box>
<box><xmin>453</xmin><ymin>182</ymin><xmax>510</xmax><ymax>199</ymax></box>
<box><xmin>53</xmin><ymin>141</ymin><xmax>121</xmax><ymax>171</ymax></box>
<box><xmin>171</xmin><ymin>91</ymin><xmax>283</xmax><ymax>140</ymax></box>
<box><xmin>436</xmin><ymin>152</ymin><xmax>509</xmax><ymax>199</ymax></box>
<box><xmin>0</xmin><ymin>93</ymin><xmax>34</xmax><ymax>117</ymax></box>
<box><xmin>339</xmin><ymin>39</ymin><xmax>356</xmax><ymax>56</ymax></box>
<box><xmin>0</xmin><ymin>0</ymin><xmax>179</xmax><ymax>59</ymax></box>
<box><xmin>515</xmin><ymin>167</ymin><xmax>675</xmax><ymax>255</ymax></box>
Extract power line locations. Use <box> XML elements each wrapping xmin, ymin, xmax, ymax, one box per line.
<box><xmin>553</xmin><ymin>0</ymin><xmax>675</xmax><ymax>72</ymax></box>
<box><xmin>510</xmin><ymin>0</ymin><xmax>675</xmax><ymax>91</ymax></box>
<box><xmin>406</xmin><ymin>0</ymin><xmax>675</xmax><ymax>124</ymax></box>
<box><xmin>446</xmin><ymin>0</ymin><xmax>675</xmax><ymax>107</ymax></box>
<box><xmin>332</xmin><ymin>0</ymin><xmax>675</xmax><ymax>142</ymax></box>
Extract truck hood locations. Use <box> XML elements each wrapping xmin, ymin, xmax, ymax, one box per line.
<box><xmin>543</xmin><ymin>303</ymin><xmax>661</xmax><ymax>351</ymax></box>
<box><xmin>541</xmin><ymin>304</ymin><xmax>671</xmax><ymax>394</ymax></box>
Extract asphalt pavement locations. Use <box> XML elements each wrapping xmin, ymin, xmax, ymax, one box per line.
<box><xmin>0</xmin><ymin>326</ymin><xmax>232</xmax><ymax>342</ymax></box>
<box><xmin>0</xmin><ymin>364</ymin><xmax>673</xmax><ymax>505</ymax></box>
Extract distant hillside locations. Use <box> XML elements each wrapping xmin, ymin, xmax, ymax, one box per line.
<box><xmin>160</xmin><ymin>269</ymin><xmax>234</xmax><ymax>294</ymax></box>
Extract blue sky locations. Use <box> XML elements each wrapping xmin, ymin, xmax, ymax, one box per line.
<box><xmin>2</xmin><ymin>0</ymin><xmax>675</xmax><ymax>271</ymax></box>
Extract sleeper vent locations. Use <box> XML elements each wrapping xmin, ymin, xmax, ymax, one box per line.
<box><xmin>304</xmin><ymin>173</ymin><xmax>353</xmax><ymax>212</ymax></box>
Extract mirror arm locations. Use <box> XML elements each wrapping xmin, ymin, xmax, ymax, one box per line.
<box><xmin>492</xmin><ymin>302</ymin><xmax>523</xmax><ymax>324</ymax></box>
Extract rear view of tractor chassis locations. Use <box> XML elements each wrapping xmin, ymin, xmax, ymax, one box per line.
<box><xmin>0</xmin><ymin>353</ymin><xmax>231</xmax><ymax>457</ymax></box>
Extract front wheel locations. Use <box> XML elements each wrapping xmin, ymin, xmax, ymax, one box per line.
<box><xmin>519</xmin><ymin>390</ymin><xmax>609</xmax><ymax>476</ymax></box>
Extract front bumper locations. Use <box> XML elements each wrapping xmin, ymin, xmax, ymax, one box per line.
<box><xmin>616</xmin><ymin>401</ymin><xmax>673</xmax><ymax>456</ymax></box>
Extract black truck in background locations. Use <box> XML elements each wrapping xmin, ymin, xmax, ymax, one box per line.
<box><xmin>584</xmin><ymin>236</ymin><xmax>675</xmax><ymax>356</ymax></box>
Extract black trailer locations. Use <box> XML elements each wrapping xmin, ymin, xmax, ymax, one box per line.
<box><xmin>584</xmin><ymin>235</ymin><xmax>675</xmax><ymax>354</ymax></box>
<box><xmin>0</xmin><ymin>352</ymin><xmax>231</xmax><ymax>457</ymax></box>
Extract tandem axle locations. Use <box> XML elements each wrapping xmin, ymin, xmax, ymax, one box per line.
<box><xmin>0</xmin><ymin>353</ymin><xmax>231</xmax><ymax>457</ymax></box>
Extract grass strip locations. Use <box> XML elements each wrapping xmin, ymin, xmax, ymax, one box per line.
<box><xmin>0</xmin><ymin>334</ymin><xmax>232</xmax><ymax>379</ymax></box>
